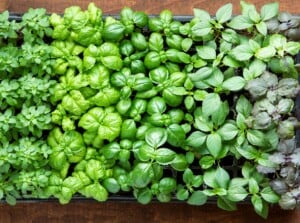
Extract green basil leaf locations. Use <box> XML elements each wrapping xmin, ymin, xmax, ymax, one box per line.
<box><xmin>148</xmin><ymin>18</ymin><xmax>163</xmax><ymax>32</ymax></box>
<box><xmin>103</xmin><ymin>178</ymin><xmax>120</xmax><ymax>194</ymax></box>
<box><xmin>204</xmin><ymin>168</ymin><xmax>218</xmax><ymax>188</ymax></box>
<box><xmin>216</xmin><ymin>3</ymin><xmax>232</xmax><ymax>23</ymax></box>
<box><xmin>185</xmin><ymin>131</ymin><xmax>207</xmax><ymax>148</ymax></box>
<box><xmin>205</xmin><ymin>68</ymin><xmax>224</xmax><ymax>87</ymax></box>
<box><xmin>132</xmin><ymin>11</ymin><xmax>148</xmax><ymax>28</ymax></box>
<box><xmin>193</xmin><ymin>8</ymin><xmax>211</xmax><ymax>21</ymax></box>
<box><xmin>102</xmin><ymin>23</ymin><xmax>125</xmax><ymax>42</ymax></box>
<box><xmin>137</xmin><ymin>144</ymin><xmax>155</xmax><ymax>162</ymax></box>
<box><xmin>217</xmin><ymin>196</ymin><xmax>237</xmax><ymax>211</ymax></box>
<box><xmin>260</xmin><ymin>2</ymin><xmax>279</xmax><ymax>21</ymax></box>
<box><xmin>191</xmin><ymin>20</ymin><xmax>212</xmax><ymax>37</ymax></box>
<box><xmin>101</xmin><ymin>56</ymin><xmax>123</xmax><ymax>71</ymax></box>
<box><xmin>129</xmin><ymin>163</ymin><xmax>154</xmax><ymax>188</ymax></box>
<box><xmin>199</xmin><ymin>155</ymin><xmax>215</xmax><ymax>169</ymax></box>
<box><xmin>146</xmin><ymin>96</ymin><xmax>166</xmax><ymax>115</ymax></box>
<box><xmin>155</xmin><ymin>148</ymin><xmax>176</xmax><ymax>165</ymax></box>
<box><xmin>236</xmin><ymin>95</ymin><xmax>252</xmax><ymax>117</ymax></box>
<box><xmin>211</xmin><ymin>101</ymin><xmax>229</xmax><ymax>126</ymax></box>
<box><xmin>145</xmin><ymin>127</ymin><xmax>168</xmax><ymax>148</ymax></box>
<box><xmin>216</xmin><ymin>166</ymin><xmax>230</xmax><ymax>188</ymax></box>
<box><xmin>255</xmin><ymin>46</ymin><xmax>276</xmax><ymax>60</ymax></box>
<box><xmin>196</xmin><ymin>46</ymin><xmax>216</xmax><ymax>60</ymax></box>
<box><xmin>230</xmin><ymin>43</ymin><xmax>254</xmax><ymax>61</ymax></box>
<box><xmin>149</xmin><ymin>66</ymin><xmax>169</xmax><ymax>84</ymax></box>
<box><xmin>181</xmin><ymin>38</ymin><xmax>193</xmax><ymax>52</ymax></box>
<box><xmin>251</xmin><ymin>194</ymin><xmax>269</xmax><ymax>219</ymax></box>
<box><xmin>247</xmin><ymin>129</ymin><xmax>270</xmax><ymax>147</ymax></box>
<box><xmin>187</xmin><ymin>191</ymin><xmax>208</xmax><ymax>206</ymax></box>
<box><xmin>284</xmin><ymin>41</ymin><xmax>300</xmax><ymax>55</ymax></box>
<box><xmin>202</xmin><ymin>93</ymin><xmax>221</xmax><ymax>118</ymax></box>
<box><xmin>260</xmin><ymin>186</ymin><xmax>280</xmax><ymax>203</ymax></box>
<box><xmin>135</xmin><ymin>188</ymin><xmax>153</xmax><ymax>204</ymax></box>
<box><xmin>171</xmin><ymin>154</ymin><xmax>188</xmax><ymax>171</ymax></box>
<box><xmin>188</xmin><ymin>67</ymin><xmax>213</xmax><ymax>89</ymax></box>
<box><xmin>167</xmin><ymin>124</ymin><xmax>186</xmax><ymax>147</ymax></box>
<box><xmin>194</xmin><ymin>115</ymin><xmax>213</xmax><ymax>132</ymax></box>
<box><xmin>256</xmin><ymin>21</ymin><xmax>267</xmax><ymax>36</ymax></box>
<box><xmin>183</xmin><ymin>168</ymin><xmax>194</xmax><ymax>184</ymax></box>
<box><xmin>222</xmin><ymin>76</ymin><xmax>246</xmax><ymax>91</ymax></box>
<box><xmin>149</xmin><ymin>32</ymin><xmax>164</xmax><ymax>52</ymax></box>
<box><xmin>158</xmin><ymin>177</ymin><xmax>176</xmax><ymax>194</ymax></box>
<box><xmin>228</xmin><ymin>15</ymin><xmax>253</xmax><ymax>30</ymax></box>
<box><xmin>249</xmin><ymin>178</ymin><xmax>260</xmax><ymax>194</ymax></box>
<box><xmin>227</xmin><ymin>185</ymin><xmax>248</xmax><ymax>202</ymax></box>
<box><xmin>206</xmin><ymin>133</ymin><xmax>222</xmax><ymax>159</ymax></box>
<box><xmin>237</xmin><ymin>145</ymin><xmax>259</xmax><ymax>160</ymax></box>
<box><xmin>176</xmin><ymin>187</ymin><xmax>189</xmax><ymax>201</ymax></box>
<box><xmin>218</xmin><ymin>122</ymin><xmax>238</xmax><ymax>141</ymax></box>
<box><xmin>79</xmin><ymin>182</ymin><xmax>108</xmax><ymax>202</ymax></box>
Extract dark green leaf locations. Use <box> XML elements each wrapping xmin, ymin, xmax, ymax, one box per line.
<box><xmin>217</xmin><ymin>196</ymin><xmax>237</xmax><ymax>211</ymax></box>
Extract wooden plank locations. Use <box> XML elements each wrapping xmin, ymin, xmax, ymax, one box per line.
<box><xmin>7</xmin><ymin>0</ymin><xmax>300</xmax><ymax>15</ymax></box>
<box><xmin>0</xmin><ymin>201</ymin><xmax>299</xmax><ymax>223</ymax></box>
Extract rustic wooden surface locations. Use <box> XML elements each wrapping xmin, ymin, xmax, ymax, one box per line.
<box><xmin>0</xmin><ymin>201</ymin><xmax>299</xmax><ymax>223</ymax></box>
<box><xmin>7</xmin><ymin>0</ymin><xmax>300</xmax><ymax>15</ymax></box>
<box><xmin>1</xmin><ymin>1</ymin><xmax>300</xmax><ymax>223</ymax></box>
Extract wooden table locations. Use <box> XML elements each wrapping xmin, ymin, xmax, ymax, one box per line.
<box><xmin>1</xmin><ymin>0</ymin><xmax>300</xmax><ymax>222</ymax></box>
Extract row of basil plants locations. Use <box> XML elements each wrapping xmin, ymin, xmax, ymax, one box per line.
<box><xmin>0</xmin><ymin>1</ymin><xmax>300</xmax><ymax>218</ymax></box>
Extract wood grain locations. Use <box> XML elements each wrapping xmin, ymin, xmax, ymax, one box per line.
<box><xmin>2</xmin><ymin>1</ymin><xmax>300</xmax><ymax>223</ymax></box>
<box><xmin>7</xmin><ymin>0</ymin><xmax>300</xmax><ymax>15</ymax></box>
<box><xmin>0</xmin><ymin>201</ymin><xmax>299</xmax><ymax>223</ymax></box>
